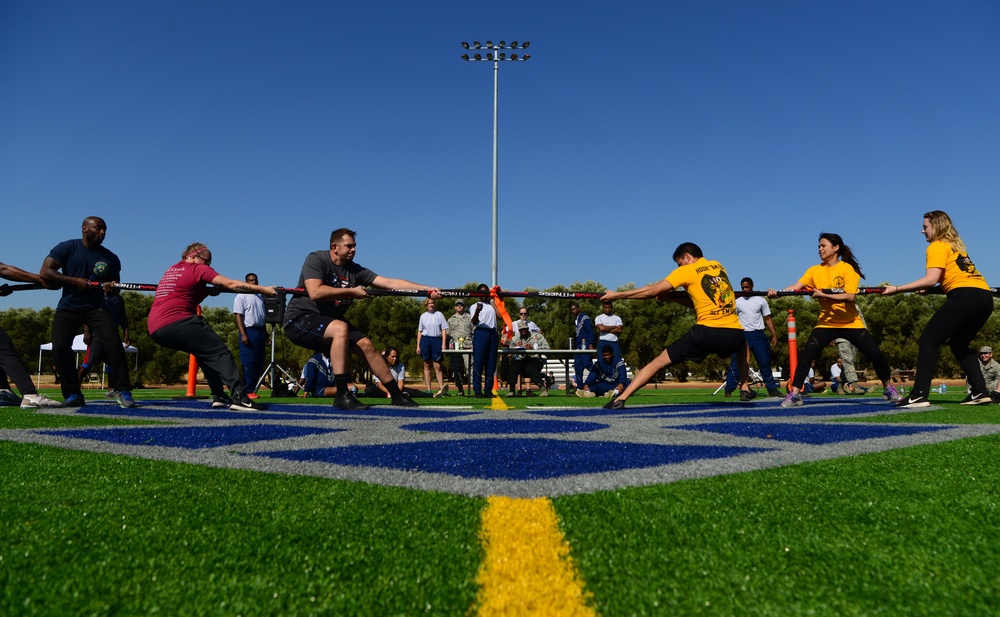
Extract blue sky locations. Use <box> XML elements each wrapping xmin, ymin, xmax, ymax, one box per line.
<box><xmin>2</xmin><ymin>1</ymin><xmax>998</xmax><ymax>311</ymax></box>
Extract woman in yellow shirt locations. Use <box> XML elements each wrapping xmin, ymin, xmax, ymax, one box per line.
<box><xmin>770</xmin><ymin>232</ymin><xmax>899</xmax><ymax>408</ymax></box>
<box><xmin>884</xmin><ymin>211</ymin><xmax>993</xmax><ymax>408</ymax></box>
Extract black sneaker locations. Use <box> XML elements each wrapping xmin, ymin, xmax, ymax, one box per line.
<box><xmin>895</xmin><ymin>395</ymin><xmax>930</xmax><ymax>409</ymax></box>
<box><xmin>212</xmin><ymin>395</ymin><xmax>233</xmax><ymax>409</ymax></box>
<box><xmin>740</xmin><ymin>389</ymin><xmax>757</xmax><ymax>402</ymax></box>
<box><xmin>767</xmin><ymin>389</ymin><xmax>783</xmax><ymax>397</ymax></box>
<box><xmin>960</xmin><ymin>392</ymin><xmax>992</xmax><ymax>406</ymax></box>
<box><xmin>230</xmin><ymin>397</ymin><xmax>267</xmax><ymax>411</ymax></box>
<box><xmin>334</xmin><ymin>392</ymin><xmax>370</xmax><ymax>411</ymax></box>
<box><xmin>64</xmin><ymin>393</ymin><xmax>86</xmax><ymax>408</ymax></box>
<box><xmin>391</xmin><ymin>393</ymin><xmax>419</xmax><ymax>408</ymax></box>
<box><xmin>603</xmin><ymin>398</ymin><xmax>625</xmax><ymax>410</ymax></box>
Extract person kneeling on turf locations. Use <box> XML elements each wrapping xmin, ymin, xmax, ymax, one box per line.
<box><xmin>576</xmin><ymin>344</ymin><xmax>630</xmax><ymax>398</ymax></box>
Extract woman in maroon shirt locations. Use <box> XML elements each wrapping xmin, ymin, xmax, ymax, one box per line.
<box><xmin>148</xmin><ymin>243</ymin><xmax>276</xmax><ymax>411</ymax></box>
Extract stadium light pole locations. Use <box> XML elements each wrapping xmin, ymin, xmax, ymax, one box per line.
<box><xmin>461</xmin><ymin>40</ymin><xmax>531</xmax><ymax>288</ymax></box>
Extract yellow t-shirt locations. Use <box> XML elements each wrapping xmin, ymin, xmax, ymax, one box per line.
<box><xmin>926</xmin><ymin>240</ymin><xmax>989</xmax><ymax>293</ymax></box>
<box><xmin>798</xmin><ymin>261</ymin><xmax>864</xmax><ymax>328</ymax></box>
<box><xmin>665</xmin><ymin>258</ymin><xmax>741</xmax><ymax>329</ymax></box>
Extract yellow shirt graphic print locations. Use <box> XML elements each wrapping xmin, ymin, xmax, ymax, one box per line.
<box><xmin>799</xmin><ymin>261</ymin><xmax>864</xmax><ymax>328</ymax></box>
<box><xmin>665</xmin><ymin>258</ymin><xmax>741</xmax><ymax>329</ymax></box>
<box><xmin>926</xmin><ymin>240</ymin><xmax>989</xmax><ymax>293</ymax></box>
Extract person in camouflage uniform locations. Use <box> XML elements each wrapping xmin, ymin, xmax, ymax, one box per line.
<box><xmin>975</xmin><ymin>346</ymin><xmax>1000</xmax><ymax>403</ymax></box>
<box><xmin>447</xmin><ymin>300</ymin><xmax>474</xmax><ymax>396</ymax></box>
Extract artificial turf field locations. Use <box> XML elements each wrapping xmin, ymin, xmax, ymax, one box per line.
<box><xmin>3</xmin><ymin>387</ymin><xmax>1000</xmax><ymax>616</ymax></box>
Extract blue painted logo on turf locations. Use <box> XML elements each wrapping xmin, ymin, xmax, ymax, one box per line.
<box><xmin>11</xmin><ymin>397</ymin><xmax>995</xmax><ymax>497</ymax></box>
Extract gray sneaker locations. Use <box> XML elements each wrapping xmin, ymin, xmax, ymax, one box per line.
<box><xmin>116</xmin><ymin>391</ymin><xmax>136</xmax><ymax>409</ymax></box>
<box><xmin>882</xmin><ymin>385</ymin><xmax>902</xmax><ymax>403</ymax></box>
<box><xmin>21</xmin><ymin>393</ymin><xmax>66</xmax><ymax>409</ymax></box>
<box><xmin>433</xmin><ymin>385</ymin><xmax>449</xmax><ymax>399</ymax></box>
<box><xmin>780</xmin><ymin>394</ymin><xmax>803</xmax><ymax>408</ymax></box>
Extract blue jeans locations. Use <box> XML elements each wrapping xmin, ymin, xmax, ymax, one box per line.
<box><xmin>239</xmin><ymin>325</ymin><xmax>268</xmax><ymax>392</ymax></box>
<box><xmin>472</xmin><ymin>327</ymin><xmax>499</xmax><ymax>395</ymax></box>
<box><xmin>725</xmin><ymin>330</ymin><xmax>778</xmax><ymax>392</ymax></box>
<box><xmin>574</xmin><ymin>345</ymin><xmax>592</xmax><ymax>389</ymax></box>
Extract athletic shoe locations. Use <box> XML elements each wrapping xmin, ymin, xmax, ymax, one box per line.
<box><xmin>780</xmin><ymin>394</ymin><xmax>803</xmax><ymax>408</ymax></box>
<box><xmin>895</xmin><ymin>395</ymin><xmax>930</xmax><ymax>409</ymax></box>
<box><xmin>334</xmin><ymin>392</ymin><xmax>370</xmax><ymax>411</ymax></box>
<box><xmin>882</xmin><ymin>385</ymin><xmax>902</xmax><ymax>403</ymax></box>
<box><xmin>391</xmin><ymin>393</ymin><xmax>419</xmax><ymax>408</ymax></box>
<box><xmin>105</xmin><ymin>389</ymin><xmax>119</xmax><ymax>399</ymax></box>
<box><xmin>20</xmin><ymin>393</ymin><xmax>65</xmax><ymax>409</ymax></box>
<box><xmin>576</xmin><ymin>389</ymin><xmax>596</xmax><ymax>398</ymax></box>
<box><xmin>0</xmin><ymin>389</ymin><xmax>21</xmax><ymax>406</ymax></box>
<box><xmin>63</xmin><ymin>394</ymin><xmax>86</xmax><ymax>408</ymax></box>
<box><xmin>247</xmin><ymin>392</ymin><xmax>260</xmax><ymax>400</ymax></box>
<box><xmin>117</xmin><ymin>391</ymin><xmax>136</xmax><ymax>409</ymax></box>
<box><xmin>538</xmin><ymin>389</ymin><xmax>548</xmax><ymax>397</ymax></box>
<box><xmin>230</xmin><ymin>397</ymin><xmax>267</xmax><ymax>411</ymax></box>
<box><xmin>960</xmin><ymin>392</ymin><xmax>992</xmax><ymax>406</ymax></box>
<box><xmin>723</xmin><ymin>390</ymin><xmax>733</xmax><ymax>398</ymax></box>
<box><xmin>603</xmin><ymin>398</ymin><xmax>625</xmax><ymax>410</ymax></box>
<box><xmin>433</xmin><ymin>385</ymin><xmax>449</xmax><ymax>399</ymax></box>
<box><xmin>767</xmin><ymin>389</ymin><xmax>783</xmax><ymax>397</ymax></box>
<box><xmin>604</xmin><ymin>390</ymin><xmax>616</xmax><ymax>398</ymax></box>
<box><xmin>740</xmin><ymin>389</ymin><xmax>757</xmax><ymax>402</ymax></box>
<box><xmin>212</xmin><ymin>395</ymin><xmax>233</xmax><ymax>409</ymax></box>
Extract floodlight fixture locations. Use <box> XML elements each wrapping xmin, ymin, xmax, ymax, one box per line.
<box><xmin>459</xmin><ymin>38</ymin><xmax>533</xmax><ymax>288</ymax></box>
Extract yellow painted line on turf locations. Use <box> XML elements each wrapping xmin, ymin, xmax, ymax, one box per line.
<box><xmin>490</xmin><ymin>392</ymin><xmax>509</xmax><ymax>410</ymax></box>
<box><xmin>474</xmin><ymin>496</ymin><xmax>595</xmax><ymax>616</ymax></box>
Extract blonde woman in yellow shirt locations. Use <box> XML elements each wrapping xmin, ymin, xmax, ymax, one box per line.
<box><xmin>769</xmin><ymin>232</ymin><xmax>899</xmax><ymax>408</ymax></box>
<box><xmin>884</xmin><ymin>211</ymin><xmax>993</xmax><ymax>408</ymax></box>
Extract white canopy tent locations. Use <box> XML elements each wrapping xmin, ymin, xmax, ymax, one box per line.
<box><xmin>38</xmin><ymin>333</ymin><xmax>139</xmax><ymax>387</ymax></box>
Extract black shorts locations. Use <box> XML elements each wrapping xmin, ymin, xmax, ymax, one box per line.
<box><xmin>666</xmin><ymin>325</ymin><xmax>745</xmax><ymax>364</ymax></box>
<box><xmin>283</xmin><ymin>313</ymin><xmax>366</xmax><ymax>352</ymax></box>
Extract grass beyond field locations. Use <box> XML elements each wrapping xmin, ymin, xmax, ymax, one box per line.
<box><xmin>2</xmin><ymin>387</ymin><xmax>999</xmax><ymax>615</ymax></box>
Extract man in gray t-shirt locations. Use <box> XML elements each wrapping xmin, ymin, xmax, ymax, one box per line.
<box><xmin>283</xmin><ymin>227</ymin><xmax>441</xmax><ymax>411</ymax></box>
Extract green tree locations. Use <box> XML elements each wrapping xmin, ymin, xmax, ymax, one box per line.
<box><xmin>0</xmin><ymin>306</ymin><xmax>55</xmax><ymax>378</ymax></box>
